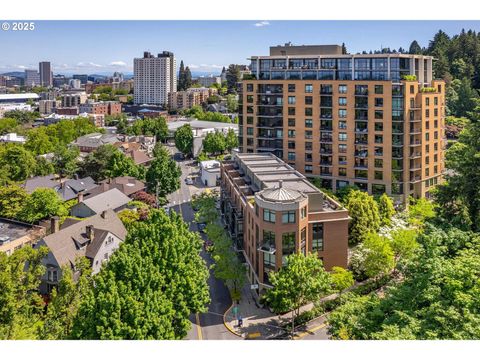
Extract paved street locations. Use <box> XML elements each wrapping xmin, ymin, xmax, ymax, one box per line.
<box><xmin>165</xmin><ymin>147</ymin><xmax>239</xmax><ymax>340</ymax></box>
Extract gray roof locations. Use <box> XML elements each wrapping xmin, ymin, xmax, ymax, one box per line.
<box><xmin>80</xmin><ymin>188</ymin><xmax>131</xmax><ymax>214</ymax></box>
<box><xmin>55</xmin><ymin>177</ymin><xmax>97</xmax><ymax>201</ymax></box>
<box><xmin>73</xmin><ymin>133</ymin><xmax>120</xmax><ymax>148</ymax></box>
<box><xmin>40</xmin><ymin>209</ymin><xmax>126</xmax><ymax>267</ymax></box>
<box><xmin>259</xmin><ymin>181</ymin><xmax>304</xmax><ymax>203</ymax></box>
<box><xmin>87</xmin><ymin>176</ymin><xmax>146</xmax><ymax>198</ymax></box>
<box><xmin>23</xmin><ymin>174</ymin><xmax>57</xmax><ymax>193</ymax></box>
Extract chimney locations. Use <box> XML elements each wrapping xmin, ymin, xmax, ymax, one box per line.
<box><xmin>278</xmin><ymin>180</ymin><xmax>283</xmax><ymax>188</ymax></box>
<box><xmin>101</xmin><ymin>210</ymin><xmax>108</xmax><ymax>219</ymax></box>
<box><xmin>77</xmin><ymin>190</ymin><xmax>84</xmax><ymax>203</ymax></box>
<box><xmin>50</xmin><ymin>216</ymin><xmax>60</xmax><ymax>234</ymax></box>
<box><xmin>86</xmin><ymin>225</ymin><xmax>94</xmax><ymax>241</ymax></box>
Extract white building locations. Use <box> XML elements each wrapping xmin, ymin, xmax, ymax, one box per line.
<box><xmin>25</xmin><ymin>69</ymin><xmax>40</xmax><ymax>87</ymax></box>
<box><xmin>0</xmin><ymin>133</ymin><xmax>27</xmax><ymax>144</ymax></box>
<box><xmin>200</xmin><ymin>160</ymin><xmax>221</xmax><ymax>187</ymax></box>
<box><xmin>0</xmin><ymin>102</ymin><xmax>34</xmax><ymax>118</ymax></box>
<box><xmin>134</xmin><ymin>51</ymin><xmax>176</xmax><ymax>106</ymax></box>
<box><xmin>69</xmin><ymin>79</ymin><xmax>82</xmax><ymax>89</ymax></box>
<box><xmin>197</xmin><ymin>75</ymin><xmax>221</xmax><ymax>87</ymax></box>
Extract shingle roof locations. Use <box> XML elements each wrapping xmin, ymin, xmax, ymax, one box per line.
<box><xmin>55</xmin><ymin>177</ymin><xmax>97</xmax><ymax>201</ymax></box>
<box><xmin>23</xmin><ymin>174</ymin><xmax>57</xmax><ymax>193</ymax></box>
<box><xmin>41</xmin><ymin>209</ymin><xmax>126</xmax><ymax>267</ymax></box>
<box><xmin>80</xmin><ymin>188</ymin><xmax>131</xmax><ymax>214</ymax></box>
<box><xmin>86</xmin><ymin>176</ymin><xmax>146</xmax><ymax>198</ymax></box>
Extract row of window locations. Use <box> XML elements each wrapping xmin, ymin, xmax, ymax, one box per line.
<box><xmin>263</xmin><ymin>207</ymin><xmax>307</xmax><ymax>224</ymax></box>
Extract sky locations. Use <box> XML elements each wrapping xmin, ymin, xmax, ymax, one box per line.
<box><xmin>1</xmin><ymin>20</ymin><xmax>480</xmax><ymax>75</ymax></box>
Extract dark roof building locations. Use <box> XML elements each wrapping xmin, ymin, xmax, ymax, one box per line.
<box><xmin>70</xmin><ymin>188</ymin><xmax>131</xmax><ymax>218</ymax></box>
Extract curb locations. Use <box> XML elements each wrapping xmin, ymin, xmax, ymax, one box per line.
<box><xmin>223</xmin><ymin>302</ymin><xmax>243</xmax><ymax>338</ymax></box>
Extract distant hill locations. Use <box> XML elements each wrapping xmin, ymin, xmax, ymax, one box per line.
<box><xmin>0</xmin><ymin>71</ymin><xmax>25</xmax><ymax>78</ymax></box>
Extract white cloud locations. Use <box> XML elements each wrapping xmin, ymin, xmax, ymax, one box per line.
<box><xmin>76</xmin><ymin>61</ymin><xmax>103</xmax><ymax>68</ymax></box>
<box><xmin>14</xmin><ymin>64</ymin><xmax>28</xmax><ymax>70</ymax></box>
<box><xmin>188</xmin><ymin>64</ymin><xmax>224</xmax><ymax>71</ymax></box>
<box><xmin>109</xmin><ymin>61</ymin><xmax>128</xmax><ymax>67</ymax></box>
<box><xmin>254</xmin><ymin>21</ymin><xmax>270</xmax><ymax>27</ymax></box>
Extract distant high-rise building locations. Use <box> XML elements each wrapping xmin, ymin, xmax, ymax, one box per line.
<box><xmin>134</xmin><ymin>51</ymin><xmax>176</xmax><ymax>106</ymax></box>
<box><xmin>25</xmin><ymin>69</ymin><xmax>40</xmax><ymax>87</ymax></box>
<box><xmin>39</xmin><ymin>61</ymin><xmax>52</xmax><ymax>87</ymax></box>
<box><xmin>73</xmin><ymin>74</ymin><xmax>89</xmax><ymax>85</ymax></box>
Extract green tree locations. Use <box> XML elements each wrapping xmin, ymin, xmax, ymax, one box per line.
<box><xmin>408</xmin><ymin>40</ymin><xmax>423</xmax><ymax>54</ymax></box>
<box><xmin>377</xmin><ymin>193</ymin><xmax>395</xmax><ymax>227</ymax></box>
<box><xmin>362</xmin><ymin>233</ymin><xmax>394</xmax><ymax>279</ymax></box>
<box><xmin>71</xmin><ymin>210</ymin><xmax>210</xmax><ymax>339</ymax></box>
<box><xmin>408</xmin><ymin>196</ymin><xmax>436</xmax><ymax>226</ymax></box>
<box><xmin>0</xmin><ymin>185</ymin><xmax>28</xmax><ymax>219</ymax></box>
<box><xmin>390</xmin><ymin>229</ymin><xmax>418</xmax><ymax>272</ymax></box>
<box><xmin>174</xmin><ymin>124</ymin><xmax>193</xmax><ymax>157</ymax></box>
<box><xmin>38</xmin><ymin>257</ymin><xmax>93</xmax><ymax>340</ymax></box>
<box><xmin>203</xmin><ymin>131</ymin><xmax>226</xmax><ymax>155</ymax></box>
<box><xmin>226</xmin><ymin>94</ymin><xmax>238</xmax><ymax>113</ymax></box>
<box><xmin>0</xmin><ymin>144</ymin><xmax>36</xmax><ymax>182</ymax></box>
<box><xmin>25</xmin><ymin>128</ymin><xmax>55</xmax><ymax>155</ymax></box>
<box><xmin>146</xmin><ymin>145</ymin><xmax>181</xmax><ymax>198</ymax></box>
<box><xmin>0</xmin><ymin>246</ymin><xmax>49</xmax><ymax>339</ymax></box>
<box><xmin>344</xmin><ymin>190</ymin><xmax>381</xmax><ymax>245</ymax></box>
<box><xmin>264</xmin><ymin>253</ymin><xmax>331</xmax><ymax>336</ymax></box>
<box><xmin>331</xmin><ymin>266</ymin><xmax>354</xmax><ymax>295</ymax></box>
<box><xmin>0</xmin><ymin>118</ymin><xmax>19</xmax><ymax>135</ymax></box>
<box><xmin>225</xmin><ymin>128</ymin><xmax>238</xmax><ymax>151</ymax></box>
<box><xmin>18</xmin><ymin>188</ymin><xmax>67</xmax><ymax>223</ymax></box>
<box><xmin>34</xmin><ymin>156</ymin><xmax>55</xmax><ymax>176</ymax></box>
<box><xmin>226</xmin><ymin>64</ymin><xmax>241</xmax><ymax>94</ymax></box>
<box><xmin>52</xmin><ymin>145</ymin><xmax>80</xmax><ymax>178</ymax></box>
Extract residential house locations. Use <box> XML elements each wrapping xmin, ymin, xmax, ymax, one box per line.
<box><xmin>35</xmin><ymin>210</ymin><xmax>126</xmax><ymax>293</ymax></box>
<box><xmin>86</xmin><ymin>176</ymin><xmax>146</xmax><ymax>198</ymax></box>
<box><xmin>70</xmin><ymin>188</ymin><xmax>131</xmax><ymax>218</ymax></box>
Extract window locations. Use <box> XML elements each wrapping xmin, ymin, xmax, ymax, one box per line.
<box><xmin>247</xmin><ymin>116</ymin><xmax>253</xmax><ymax>124</ymax></box>
<box><xmin>375</xmin><ymin>171</ymin><xmax>383</xmax><ymax>180</ymax></box>
<box><xmin>305</xmin><ymin>96</ymin><xmax>313</xmax><ymax>105</ymax></box>
<box><xmin>305</xmin><ymin>130</ymin><xmax>313</xmax><ymax>139</ymax></box>
<box><xmin>372</xmin><ymin>184</ymin><xmax>386</xmax><ymax>195</ymax></box>
<box><xmin>305</xmin><ymin>165</ymin><xmax>313</xmax><ymax>173</ymax></box>
<box><xmin>301</xmin><ymin>207</ymin><xmax>307</xmax><ymax>219</ymax></box>
<box><xmin>338</xmin><ymin>132</ymin><xmax>347</xmax><ymax>141</ymax></box>
<box><xmin>288</xmin><ymin>118</ymin><xmax>295</xmax><ymax>127</ymax></box>
<box><xmin>338</xmin><ymin>167</ymin><xmax>347</xmax><ymax>176</ymax></box>
<box><xmin>339</xmin><ymin>144</ymin><xmax>347</xmax><ymax>153</ymax></box>
<box><xmin>246</xmin><ymin>84</ymin><xmax>253</xmax><ymax>92</ymax></box>
<box><xmin>288</xmin><ymin>130</ymin><xmax>295</xmax><ymax>138</ymax></box>
<box><xmin>305</xmin><ymin>107</ymin><xmax>313</xmax><ymax>116</ymax></box>
<box><xmin>246</xmin><ymin>95</ymin><xmax>253</xmax><ymax>103</ymax></box>
<box><xmin>375</xmin><ymin>122</ymin><xmax>383</xmax><ymax>131</ymax></box>
<box><xmin>338</xmin><ymin>156</ymin><xmax>347</xmax><ymax>165</ymax></box>
<box><xmin>263</xmin><ymin>209</ymin><xmax>276</xmax><ymax>223</ymax></box>
<box><xmin>247</xmin><ymin>127</ymin><xmax>254</xmax><ymax>136</ymax></box>
<box><xmin>288</xmin><ymin>107</ymin><xmax>295</xmax><ymax>115</ymax></box>
<box><xmin>282</xmin><ymin>211</ymin><xmax>296</xmax><ymax>224</ymax></box>
<box><xmin>305</xmin><ymin>142</ymin><xmax>312</xmax><ymax>151</ymax></box>
<box><xmin>288</xmin><ymin>152</ymin><xmax>295</xmax><ymax>161</ymax></box>
<box><xmin>288</xmin><ymin>141</ymin><xmax>295</xmax><ymax>149</ymax></box>
<box><xmin>339</xmin><ymin>109</ymin><xmax>347</xmax><ymax>118</ymax></box>
<box><xmin>338</xmin><ymin>97</ymin><xmax>347</xmax><ymax>106</ymax></box>
<box><xmin>339</xmin><ymin>120</ymin><xmax>347</xmax><ymax>129</ymax></box>
<box><xmin>434</xmin><ymin>97</ymin><xmax>438</xmax><ymax>105</ymax></box>
<box><xmin>305</xmin><ymin>119</ymin><xmax>313</xmax><ymax>128</ymax></box>
<box><xmin>312</xmin><ymin>223</ymin><xmax>324</xmax><ymax>251</ymax></box>
<box><xmin>375</xmin><ymin>98</ymin><xmax>383</xmax><ymax>107</ymax></box>
<box><xmin>374</xmin><ymin>159</ymin><xmax>383</xmax><ymax>168</ymax></box>
<box><xmin>375</xmin><ymin>110</ymin><xmax>383</xmax><ymax>119</ymax></box>
<box><xmin>374</xmin><ymin>85</ymin><xmax>383</xmax><ymax>94</ymax></box>
<box><xmin>425</xmin><ymin>97</ymin><xmax>430</xmax><ymax>106</ymax></box>
<box><xmin>288</xmin><ymin>84</ymin><xmax>295</xmax><ymax>92</ymax></box>
<box><xmin>375</xmin><ymin>134</ymin><xmax>383</xmax><ymax>144</ymax></box>
<box><xmin>305</xmin><ymin>153</ymin><xmax>312</xmax><ymax>162</ymax></box>
<box><xmin>282</xmin><ymin>232</ymin><xmax>296</xmax><ymax>264</ymax></box>
<box><xmin>305</xmin><ymin>84</ymin><xmax>313</xmax><ymax>93</ymax></box>
<box><xmin>338</xmin><ymin>85</ymin><xmax>347</xmax><ymax>94</ymax></box>
<box><xmin>288</xmin><ymin>96</ymin><xmax>296</xmax><ymax>105</ymax></box>
<box><xmin>426</xmin><ymin>109</ymin><xmax>430</xmax><ymax>118</ymax></box>
<box><xmin>264</xmin><ymin>252</ymin><xmax>276</xmax><ymax>269</ymax></box>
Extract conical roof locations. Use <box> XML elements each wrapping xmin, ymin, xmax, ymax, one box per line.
<box><xmin>259</xmin><ymin>180</ymin><xmax>303</xmax><ymax>203</ymax></box>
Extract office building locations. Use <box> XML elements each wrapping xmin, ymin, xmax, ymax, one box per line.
<box><xmin>25</xmin><ymin>69</ymin><xmax>40</xmax><ymax>87</ymax></box>
<box><xmin>239</xmin><ymin>44</ymin><xmax>446</xmax><ymax>202</ymax></box>
<box><xmin>39</xmin><ymin>61</ymin><xmax>53</xmax><ymax>87</ymax></box>
<box><xmin>220</xmin><ymin>153</ymin><xmax>349</xmax><ymax>293</ymax></box>
<box><xmin>73</xmin><ymin>74</ymin><xmax>89</xmax><ymax>85</ymax></box>
<box><xmin>134</xmin><ymin>51</ymin><xmax>176</xmax><ymax>106</ymax></box>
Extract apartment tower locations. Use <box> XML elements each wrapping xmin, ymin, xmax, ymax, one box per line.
<box><xmin>238</xmin><ymin>44</ymin><xmax>446</xmax><ymax>202</ymax></box>
<box><xmin>39</xmin><ymin>61</ymin><xmax>52</xmax><ymax>87</ymax></box>
<box><xmin>133</xmin><ymin>51</ymin><xmax>177</xmax><ymax>106</ymax></box>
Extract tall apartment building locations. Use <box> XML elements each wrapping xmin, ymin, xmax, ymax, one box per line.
<box><xmin>133</xmin><ymin>51</ymin><xmax>176</xmax><ymax>106</ymax></box>
<box><xmin>168</xmin><ymin>87</ymin><xmax>217</xmax><ymax>110</ymax></box>
<box><xmin>25</xmin><ymin>69</ymin><xmax>40</xmax><ymax>87</ymax></box>
<box><xmin>39</xmin><ymin>61</ymin><xmax>53</xmax><ymax>87</ymax></box>
<box><xmin>220</xmin><ymin>153</ymin><xmax>349</xmax><ymax>292</ymax></box>
<box><xmin>61</xmin><ymin>93</ymin><xmax>88</xmax><ymax>107</ymax></box>
<box><xmin>239</xmin><ymin>44</ymin><xmax>446</xmax><ymax>202</ymax></box>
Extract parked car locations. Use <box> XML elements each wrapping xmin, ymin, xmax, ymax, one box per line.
<box><xmin>197</xmin><ymin>223</ymin><xmax>206</xmax><ymax>233</ymax></box>
<box><xmin>185</xmin><ymin>177</ymin><xmax>194</xmax><ymax>185</ymax></box>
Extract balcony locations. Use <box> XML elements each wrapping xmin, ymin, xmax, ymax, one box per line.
<box><xmin>409</xmin><ymin>151</ymin><xmax>421</xmax><ymax>159</ymax></box>
<box><xmin>355</xmin><ymin>151</ymin><xmax>368</xmax><ymax>158</ymax></box>
<box><xmin>320</xmin><ymin>148</ymin><xmax>333</xmax><ymax>155</ymax></box>
<box><xmin>409</xmin><ymin>140</ymin><xmax>422</xmax><ymax>147</ymax></box>
<box><xmin>410</xmin><ymin>127</ymin><xmax>422</xmax><ymax>135</ymax></box>
<box><xmin>410</xmin><ymin>164</ymin><xmax>422</xmax><ymax>171</ymax></box>
<box><xmin>410</xmin><ymin>175</ymin><xmax>422</xmax><ymax>183</ymax></box>
<box><xmin>355</xmin><ymin>128</ymin><xmax>369</xmax><ymax>133</ymax></box>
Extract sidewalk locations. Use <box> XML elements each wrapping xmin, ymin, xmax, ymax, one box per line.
<box><xmin>224</xmin><ymin>278</ymin><xmax>371</xmax><ymax>339</ymax></box>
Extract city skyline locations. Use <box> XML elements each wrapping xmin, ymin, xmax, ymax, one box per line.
<box><xmin>1</xmin><ymin>20</ymin><xmax>479</xmax><ymax>74</ymax></box>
